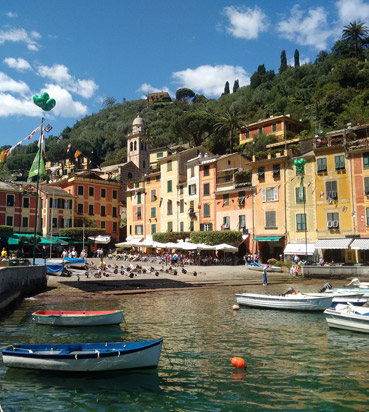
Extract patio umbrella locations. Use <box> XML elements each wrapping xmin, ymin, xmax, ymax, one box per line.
<box><xmin>176</xmin><ymin>241</ymin><xmax>198</xmax><ymax>250</ymax></box>
<box><xmin>152</xmin><ymin>241</ymin><xmax>166</xmax><ymax>249</ymax></box>
<box><xmin>215</xmin><ymin>243</ymin><xmax>238</xmax><ymax>253</ymax></box>
<box><xmin>196</xmin><ymin>243</ymin><xmax>216</xmax><ymax>250</ymax></box>
<box><xmin>165</xmin><ymin>242</ymin><xmax>183</xmax><ymax>250</ymax></box>
<box><xmin>88</xmin><ymin>235</ymin><xmax>111</xmax><ymax>244</ymax></box>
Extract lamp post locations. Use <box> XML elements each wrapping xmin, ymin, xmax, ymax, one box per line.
<box><xmin>293</xmin><ymin>158</ymin><xmax>307</xmax><ymax>262</ymax></box>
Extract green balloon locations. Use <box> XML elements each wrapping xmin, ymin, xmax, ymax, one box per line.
<box><xmin>33</xmin><ymin>92</ymin><xmax>56</xmax><ymax>111</ymax></box>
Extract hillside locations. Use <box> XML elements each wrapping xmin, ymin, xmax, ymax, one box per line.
<box><xmin>2</xmin><ymin>24</ymin><xmax>369</xmax><ymax>180</ymax></box>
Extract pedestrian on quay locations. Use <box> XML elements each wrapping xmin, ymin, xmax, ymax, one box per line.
<box><xmin>262</xmin><ymin>265</ymin><xmax>268</xmax><ymax>286</ymax></box>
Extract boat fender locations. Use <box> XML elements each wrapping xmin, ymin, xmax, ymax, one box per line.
<box><xmin>118</xmin><ymin>351</ymin><xmax>120</xmax><ymax>357</ymax></box>
<box><xmin>230</xmin><ymin>357</ymin><xmax>246</xmax><ymax>370</ymax></box>
<box><xmin>75</xmin><ymin>354</ymin><xmax>78</xmax><ymax>360</ymax></box>
<box><xmin>95</xmin><ymin>350</ymin><xmax>100</xmax><ymax>359</ymax></box>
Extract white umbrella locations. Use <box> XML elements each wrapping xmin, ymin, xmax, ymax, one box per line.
<box><xmin>215</xmin><ymin>243</ymin><xmax>238</xmax><ymax>253</ymax></box>
<box><xmin>165</xmin><ymin>242</ymin><xmax>182</xmax><ymax>250</ymax></box>
<box><xmin>176</xmin><ymin>241</ymin><xmax>198</xmax><ymax>250</ymax></box>
<box><xmin>88</xmin><ymin>235</ymin><xmax>111</xmax><ymax>244</ymax></box>
<box><xmin>152</xmin><ymin>241</ymin><xmax>166</xmax><ymax>248</ymax></box>
<box><xmin>196</xmin><ymin>243</ymin><xmax>216</xmax><ymax>250</ymax></box>
<box><xmin>138</xmin><ymin>238</ymin><xmax>155</xmax><ymax>247</ymax></box>
<box><xmin>115</xmin><ymin>239</ymin><xmax>137</xmax><ymax>248</ymax></box>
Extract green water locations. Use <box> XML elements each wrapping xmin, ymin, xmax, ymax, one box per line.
<box><xmin>1</xmin><ymin>283</ymin><xmax>369</xmax><ymax>411</ymax></box>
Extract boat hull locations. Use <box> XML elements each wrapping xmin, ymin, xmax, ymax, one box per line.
<box><xmin>2</xmin><ymin>339</ymin><xmax>163</xmax><ymax>372</ymax></box>
<box><xmin>325</xmin><ymin>307</ymin><xmax>369</xmax><ymax>333</ymax></box>
<box><xmin>235</xmin><ymin>293</ymin><xmax>333</xmax><ymax>311</ymax></box>
<box><xmin>32</xmin><ymin>310</ymin><xmax>124</xmax><ymax>326</ymax></box>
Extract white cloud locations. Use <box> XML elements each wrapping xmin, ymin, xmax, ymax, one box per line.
<box><xmin>277</xmin><ymin>6</ymin><xmax>334</xmax><ymax>50</ymax></box>
<box><xmin>6</xmin><ymin>12</ymin><xmax>18</xmax><ymax>18</ymax></box>
<box><xmin>223</xmin><ymin>6</ymin><xmax>269</xmax><ymax>40</ymax></box>
<box><xmin>4</xmin><ymin>57</ymin><xmax>32</xmax><ymax>71</ymax></box>
<box><xmin>41</xmin><ymin>84</ymin><xmax>88</xmax><ymax>117</ymax></box>
<box><xmin>37</xmin><ymin>64</ymin><xmax>98</xmax><ymax>98</ymax></box>
<box><xmin>172</xmin><ymin>65</ymin><xmax>249</xmax><ymax>97</ymax></box>
<box><xmin>336</xmin><ymin>0</ymin><xmax>369</xmax><ymax>24</ymax></box>
<box><xmin>0</xmin><ymin>72</ymin><xmax>29</xmax><ymax>94</ymax></box>
<box><xmin>0</xmin><ymin>28</ymin><xmax>41</xmax><ymax>51</ymax></box>
<box><xmin>0</xmin><ymin>93</ymin><xmax>40</xmax><ymax>117</ymax></box>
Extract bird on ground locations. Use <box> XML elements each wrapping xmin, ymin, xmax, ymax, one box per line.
<box><xmin>155</xmin><ymin>271</ymin><xmax>159</xmax><ymax>277</ymax></box>
<box><xmin>193</xmin><ymin>271</ymin><xmax>197</xmax><ymax>276</ymax></box>
<box><xmin>169</xmin><ymin>266</ymin><xmax>172</xmax><ymax>271</ymax></box>
<box><xmin>165</xmin><ymin>268</ymin><xmax>169</xmax><ymax>273</ymax></box>
<box><xmin>173</xmin><ymin>270</ymin><xmax>177</xmax><ymax>275</ymax></box>
<box><xmin>182</xmin><ymin>268</ymin><xmax>187</xmax><ymax>274</ymax></box>
<box><xmin>150</xmin><ymin>266</ymin><xmax>155</xmax><ymax>272</ymax></box>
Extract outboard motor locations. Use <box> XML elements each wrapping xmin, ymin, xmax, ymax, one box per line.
<box><xmin>318</xmin><ymin>282</ymin><xmax>332</xmax><ymax>293</ymax></box>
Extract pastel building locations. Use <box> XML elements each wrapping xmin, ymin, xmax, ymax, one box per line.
<box><xmin>250</xmin><ymin>151</ymin><xmax>289</xmax><ymax>262</ymax></box>
<box><xmin>239</xmin><ymin>114</ymin><xmax>304</xmax><ymax>145</ymax></box>
<box><xmin>51</xmin><ymin>171</ymin><xmax>121</xmax><ymax>242</ymax></box>
<box><xmin>284</xmin><ymin>151</ymin><xmax>317</xmax><ymax>260</ymax></box>
<box><xmin>314</xmin><ymin>137</ymin><xmax>354</xmax><ymax>263</ymax></box>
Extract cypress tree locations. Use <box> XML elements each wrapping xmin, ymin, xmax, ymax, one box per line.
<box><xmin>224</xmin><ymin>81</ymin><xmax>230</xmax><ymax>95</ymax></box>
<box><xmin>279</xmin><ymin>50</ymin><xmax>288</xmax><ymax>72</ymax></box>
<box><xmin>233</xmin><ymin>80</ymin><xmax>239</xmax><ymax>93</ymax></box>
<box><xmin>294</xmin><ymin>49</ymin><xmax>300</xmax><ymax>67</ymax></box>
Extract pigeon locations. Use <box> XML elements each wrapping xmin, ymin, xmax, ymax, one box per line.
<box><xmin>155</xmin><ymin>271</ymin><xmax>159</xmax><ymax>277</ymax></box>
<box><xmin>193</xmin><ymin>271</ymin><xmax>197</xmax><ymax>276</ymax></box>
<box><xmin>165</xmin><ymin>269</ymin><xmax>169</xmax><ymax>273</ymax></box>
<box><xmin>182</xmin><ymin>268</ymin><xmax>187</xmax><ymax>274</ymax></box>
<box><xmin>143</xmin><ymin>268</ymin><xmax>147</xmax><ymax>274</ymax></box>
<box><xmin>150</xmin><ymin>266</ymin><xmax>155</xmax><ymax>272</ymax></box>
<box><xmin>173</xmin><ymin>270</ymin><xmax>177</xmax><ymax>276</ymax></box>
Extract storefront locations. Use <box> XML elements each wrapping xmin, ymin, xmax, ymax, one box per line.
<box><xmin>253</xmin><ymin>236</ymin><xmax>284</xmax><ymax>262</ymax></box>
<box><xmin>314</xmin><ymin>238</ymin><xmax>354</xmax><ymax>264</ymax></box>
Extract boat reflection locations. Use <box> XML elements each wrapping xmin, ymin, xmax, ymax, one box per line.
<box><xmin>3</xmin><ymin>368</ymin><xmax>162</xmax><ymax>394</ymax></box>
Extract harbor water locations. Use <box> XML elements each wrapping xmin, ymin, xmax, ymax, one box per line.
<box><xmin>1</xmin><ymin>283</ymin><xmax>369</xmax><ymax>411</ymax></box>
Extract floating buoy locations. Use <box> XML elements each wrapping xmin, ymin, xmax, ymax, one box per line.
<box><xmin>232</xmin><ymin>304</ymin><xmax>240</xmax><ymax>310</ymax></box>
<box><xmin>230</xmin><ymin>357</ymin><xmax>246</xmax><ymax>369</ymax></box>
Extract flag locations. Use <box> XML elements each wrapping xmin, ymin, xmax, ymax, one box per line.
<box><xmin>67</xmin><ymin>143</ymin><xmax>72</xmax><ymax>153</ymax></box>
<box><xmin>1</xmin><ymin>125</ymin><xmax>41</xmax><ymax>162</ymax></box>
<box><xmin>28</xmin><ymin>149</ymin><xmax>46</xmax><ymax>179</ymax></box>
<box><xmin>159</xmin><ymin>197</ymin><xmax>163</xmax><ymax>207</ymax></box>
<box><xmin>38</xmin><ymin>123</ymin><xmax>45</xmax><ymax>156</ymax></box>
<box><xmin>74</xmin><ymin>149</ymin><xmax>82</xmax><ymax>159</ymax></box>
<box><xmin>45</xmin><ymin>124</ymin><xmax>53</xmax><ymax>133</ymax></box>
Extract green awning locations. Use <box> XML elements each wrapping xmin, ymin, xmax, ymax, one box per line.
<box><xmin>1</xmin><ymin>233</ymin><xmax>52</xmax><ymax>245</ymax></box>
<box><xmin>253</xmin><ymin>236</ymin><xmax>282</xmax><ymax>242</ymax></box>
<box><xmin>47</xmin><ymin>236</ymin><xmax>70</xmax><ymax>245</ymax></box>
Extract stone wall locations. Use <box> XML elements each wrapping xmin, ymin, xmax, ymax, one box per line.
<box><xmin>0</xmin><ymin>265</ymin><xmax>47</xmax><ymax>312</ymax></box>
<box><xmin>302</xmin><ymin>265</ymin><xmax>369</xmax><ymax>280</ymax></box>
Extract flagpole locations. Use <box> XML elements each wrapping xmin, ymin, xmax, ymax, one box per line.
<box><xmin>32</xmin><ymin>117</ymin><xmax>45</xmax><ymax>265</ymax></box>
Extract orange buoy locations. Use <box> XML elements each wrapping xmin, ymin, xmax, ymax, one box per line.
<box><xmin>230</xmin><ymin>357</ymin><xmax>246</xmax><ymax>369</ymax></box>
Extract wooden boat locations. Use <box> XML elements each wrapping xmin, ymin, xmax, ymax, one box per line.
<box><xmin>32</xmin><ymin>310</ymin><xmax>124</xmax><ymax>326</ymax></box>
<box><xmin>324</xmin><ymin>304</ymin><xmax>369</xmax><ymax>333</ymax></box>
<box><xmin>235</xmin><ymin>292</ymin><xmax>333</xmax><ymax>311</ymax></box>
<box><xmin>1</xmin><ymin>339</ymin><xmax>163</xmax><ymax>372</ymax></box>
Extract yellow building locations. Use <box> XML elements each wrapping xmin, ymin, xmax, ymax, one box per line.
<box><xmin>284</xmin><ymin>151</ymin><xmax>317</xmax><ymax>261</ymax></box>
<box><xmin>314</xmin><ymin>140</ymin><xmax>354</xmax><ymax>263</ymax></box>
<box><xmin>160</xmin><ymin>146</ymin><xmax>212</xmax><ymax>233</ymax></box>
<box><xmin>239</xmin><ymin>114</ymin><xmax>304</xmax><ymax>145</ymax></box>
<box><xmin>46</xmin><ymin>154</ymin><xmax>91</xmax><ymax>178</ymax></box>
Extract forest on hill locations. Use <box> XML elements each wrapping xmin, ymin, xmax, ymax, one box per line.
<box><xmin>1</xmin><ymin>22</ymin><xmax>369</xmax><ymax>180</ymax></box>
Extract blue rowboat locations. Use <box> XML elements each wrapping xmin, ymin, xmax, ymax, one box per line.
<box><xmin>2</xmin><ymin>339</ymin><xmax>163</xmax><ymax>372</ymax></box>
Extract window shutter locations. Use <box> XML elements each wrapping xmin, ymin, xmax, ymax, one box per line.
<box><xmin>365</xmin><ymin>178</ymin><xmax>369</xmax><ymax>195</ymax></box>
<box><xmin>335</xmin><ymin>156</ymin><xmax>339</xmax><ymax>169</ymax></box>
<box><xmin>262</xmin><ymin>188</ymin><xmax>266</xmax><ymax>202</ymax></box>
<box><xmin>273</xmin><ymin>186</ymin><xmax>279</xmax><ymax>201</ymax></box>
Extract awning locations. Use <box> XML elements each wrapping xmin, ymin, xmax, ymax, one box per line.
<box><xmin>253</xmin><ymin>236</ymin><xmax>282</xmax><ymax>242</ymax></box>
<box><xmin>315</xmin><ymin>238</ymin><xmax>353</xmax><ymax>249</ymax></box>
<box><xmin>1</xmin><ymin>233</ymin><xmax>52</xmax><ymax>245</ymax></box>
<box><xmin>350</xmin><ymin>238</ymin><xmax>369</xmax><ymax>250</ymax></box>
<box><xmin>47</xmin><ymin>236</ymin><xmax>70</xmax><ymax>245</ymax></box>
<box><xmin>284</xmin><ymin>243</ymin><xmax>315</xmax><ymax>255</ymax></box>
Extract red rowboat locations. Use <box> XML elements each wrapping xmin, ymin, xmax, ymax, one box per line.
<box><xmin>32</xmin><ymin>310</ymin><xmax>124</xmax><ymax>326</ymax></box>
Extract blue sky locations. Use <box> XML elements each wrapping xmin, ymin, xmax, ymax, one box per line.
<box><xmin>1</xmin><ymin>0</ymin><xmax>369</xmax><ymax>150</ymax></box>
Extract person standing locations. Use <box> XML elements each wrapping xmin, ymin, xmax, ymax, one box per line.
<box><xmin>262</xmin><ymin>266</ymin><xmax>268</xmax><ymax>285</ymax></box>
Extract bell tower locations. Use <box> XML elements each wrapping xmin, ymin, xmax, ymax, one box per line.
<box><xmin>126</xmin><ymin>114</ymin><xmax>150</xmax><ymax>173</ymax></box>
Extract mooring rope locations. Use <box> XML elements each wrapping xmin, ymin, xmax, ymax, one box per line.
<box><xmin>162</xmin><ymin>342</ymin><xmax>174</xmax><ymax>368</ymax></box>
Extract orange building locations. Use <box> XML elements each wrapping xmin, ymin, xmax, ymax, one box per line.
<box><xmin>50</xmin><ymin>171</ymin><xmax>121</xmax><ymax>242</ymax></box>
<box><xmin>239</xmin><ymin>114</ymin><xmax>304</xmax><ymax>145</ymax></box>
<box><xmin>250</xmin><ymin>151</ymin><xmax>289</xmax><ymax>262</ymax></box>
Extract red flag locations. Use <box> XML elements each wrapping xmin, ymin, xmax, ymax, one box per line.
<box><xmin>67</xmin><ymin>143</ymin><xmax>72</xmax><ymax>154</ymax></box>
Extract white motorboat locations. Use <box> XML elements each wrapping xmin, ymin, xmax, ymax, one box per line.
<box><xmin>235</xmin><ymin>291</ymin><xmax>333</xmax><ymax>311</ymax></box>
<box><xmin>324</xmin><ymin>304</ymin><xmax>369</xmax><ymax>333</ymax></box>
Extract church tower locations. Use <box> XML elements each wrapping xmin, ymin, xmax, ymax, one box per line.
<box><xmin>126</xmin><ymin>114</ymin><xmax>150</xmax><ymax>173</ymax></box>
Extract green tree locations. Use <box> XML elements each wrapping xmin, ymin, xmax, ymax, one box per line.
<box><xmin>171</xmin><ymin>112</ymin><xmax>215</xmax><ymax>146</ymax></box>
<box><xmin>294</xmin><ymin>49</ymin><xmax>300</xmax><ymax>67</ymax></box>
<box><xmin>279</xmin><ymin>50</ymin><xmax>288</xmax><ymax>72</ymax></box>
<box><xmin>233</xmin><ymin>79</ymin><xmax>240</xmax><ymax>93</ymax></box>
<box><xmin>175</xmin><ymin>88</ymin><xmax>196</xmax><ymax>102</ymax></box>
<box><xmin>342</xmin><ymin>21</ymin><xmax>369</xmax><ymax>58</ymax></box>
<box><xmin>223</xmin><ymin>81</ymin><xmax>230</xmax><ymax>95</ymax></box>
<box><xmin>214</xmin><ymin>109</ymin><xmax>244</xmax><ymax>152</ymax></box>
<box><xmin>102</xmin><ymin>97</ymin><xmax>116</xmax><ymax>108</ymax></box>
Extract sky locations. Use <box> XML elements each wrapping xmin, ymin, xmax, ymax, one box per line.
<box><xmin>0</xmin><ymin>0</ymin><xmax>369</xmax><ymax>150</ymax></box>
